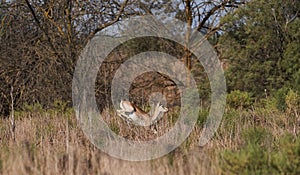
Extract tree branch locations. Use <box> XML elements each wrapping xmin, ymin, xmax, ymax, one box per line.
<box><xmin>196</xmin><ymin>1</ymin><xmax>245</xmax><ymax>32</ymax></box>
<box><xmin>85</xmin><ymin>0</ymin><xmax>129</xmax><ymax>44</ymax></box>
<box><xmin>24</xmin><ymin>0</ymin><xmax>58</xmax><ymax>55</ymax></box>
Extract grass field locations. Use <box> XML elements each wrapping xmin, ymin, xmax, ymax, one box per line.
<box><xmin>0</xmin><ymin>104</ymin><xmax>299</xmax><ymax>175</ymax></box>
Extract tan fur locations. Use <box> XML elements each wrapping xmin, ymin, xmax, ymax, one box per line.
<box><xmin>117</xmin><ymin>100</ymin><xmax>168</xmax><ymax>126</ymax></box>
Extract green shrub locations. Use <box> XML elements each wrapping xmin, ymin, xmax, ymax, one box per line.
<box><xmin>275</xmin><ymin>87</ymin><xmax>289</xmax><ymax>111</ymax></box>
<box><xmin>52</xmin><ymin>100</ymin><xmax>69</xmax><ymax>113</ymax></box>
<box><xmin>21</xmin><ymin>103</ymin><xmax>43</xmax><ymax>113</ymax></box>
<box><xmin>242</xmin><ymin>127</ymin><xmax>272</xmax><ymax>146</ymax></box>
<box><xmin>256</xmin><ymin>97</ymin><xmax>278</xmax><ymax>111</ymax></box>
<box><xmin>271</xmin><ymin>135</ymin><xmax>300</xmax><ymax>174</ymax></box>
<box><xmin>291</xmin><ymin>70</ymin><xmax>300</xmax><ymax>93</ymax></box>
<box><xmin>219</xmin><ymin>109</ymin><xmax>240</xmax><ymax>137</ymax></box>
<box><xmin>275</xmin><ymin>88</ymin><xmax>300</xmax><ymax>113</ymax></box>
<box><xmin>227</xmin><ymin>90</ymin><xmax>252</xmax><ymax>109</ymax></box>
<box><xmin>285</xmin><ymin>89</ymin><xmax>300</xmax><ymax>113</ymax></box>
<box><xmin>221</xmin><ymin>143</ymin><xmax>273</xmax><ymax>174</ymax></box>
<box><xmin>221</xmin><ymin>128</ymin><xmax>274</xmax><ymax>174</ymax></box>
<box><xmin>197</xmin><ymin>109</ymin><xmax>208</xmax><ymax>127</ymax></box>
<box><xmin>220</xmin><ymin>129</ymin><xmax>300</xmax><ymax>174</ymax></box>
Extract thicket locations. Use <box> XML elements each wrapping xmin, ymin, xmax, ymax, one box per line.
<box><xmin>1</xmin><ymin>0</ymin><xmax>298</xmax><ymax>116</ymax></box>
<box><xmin>1</xmin><ymin>0</ymin><xmax>249</xmax><ymax>116</ymax></box>
<box><xmin>219</xmin><ymin>0</ymin><xmax>300</xmax><ymax>99</ymax></box>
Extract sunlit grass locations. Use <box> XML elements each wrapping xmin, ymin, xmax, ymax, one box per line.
<box><xmin>0</xmin><ymin>104</ymin><xmax>299</xmax><ymax>174</ymax></box>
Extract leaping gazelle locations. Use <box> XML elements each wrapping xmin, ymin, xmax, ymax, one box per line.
<box><xmin>116</xmin><ymin>100</ymin><xmax>168</xmax><ymax>126</ymax></box>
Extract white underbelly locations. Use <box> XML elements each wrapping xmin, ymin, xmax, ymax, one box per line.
<box><xmin>128</xmin><ymin>113</ymin><xmax>139</xmax><ymax>121</ymax></box>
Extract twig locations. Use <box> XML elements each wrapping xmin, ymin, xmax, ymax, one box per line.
<box><xmin>10</xmin><ymin>86</ymin><xmax>15</xmax><ymax>142</ymax></box>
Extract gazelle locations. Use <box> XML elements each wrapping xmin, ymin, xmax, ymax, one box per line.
<box><xmin>116</xmin><ymin>100</ymin><xmax>168</xmax><ymax>126</ymax></box>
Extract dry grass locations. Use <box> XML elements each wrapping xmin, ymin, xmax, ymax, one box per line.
<box><xmin>0</xmin><ymin>110</ymin><xmax>219</xmax><ymax>175</ymax></box>
<box><xmin>0</xmin><ymin>106</ymin><xmax>298</xmax><ymax>175</ymax></box>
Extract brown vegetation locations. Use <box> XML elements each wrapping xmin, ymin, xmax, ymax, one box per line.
<box><xmin>0</xmin><ymin>102</ymin><xmax>299</xmax><ymax>174</ymax></box>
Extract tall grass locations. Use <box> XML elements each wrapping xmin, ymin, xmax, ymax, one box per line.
<box><xmin>0</xmin><ymin>104</ymin><xmax>299</xmax><ymax>174</ymax></box>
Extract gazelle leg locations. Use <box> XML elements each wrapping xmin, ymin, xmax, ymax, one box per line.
<box><xmin>116</xmin><ymin>111</ymin><xmax>133</xmax><ymax>123</ymax></box>
<box><xmin>148</xmin><ymin>123</ymin><xmax>158</xmax><ymax>134</ymax></box>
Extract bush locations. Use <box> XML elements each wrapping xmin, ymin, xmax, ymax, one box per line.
<box><xmin>242</xmin><ymin>127</ymin><xmax>272</xmax><ymax>146</ymax></box>
<box><xmin>226</xmin><ymin>90</ymin><xmax>252</xmax><ymax>109</ymax></box>
<box><xmin>221</xmin><ymin>144</ymin><xmax>272</xmax><ymax>174</ymax></box>
<box><xmin>221</xmin><ymin>127</ymin><xmax>274</xmax><ymax>174</ymax></box>
<box><xmin>285</xmin><ymin>89</ymin><xmax>300</xmax><ymax>113</ymax></box>
<box><xmin>271</xmin><ymin>135</ymin><xmax>300</xmax><ymax>174</ymax></box>
<box><xmin>256</xmin><ymin>97</ymin><xmax>278</xmax><ymax>111</ymax></box>
<box><xmin>220</xmin><ymin>130</ymin><xmax>300</xmax><ymax>175</ymax></box>
<box><xmin>21</xmin><ymin>103</ymin><xmax>44</xmax><ymax>113</ymax></box>
<box><xmin>275</xmin><ymin>87</ymin><xmax>289</xmax><ymax>111</ymax></box>
<box><xmin>197</xmin><ymin>109</ymin><xmax>209</xmax><ymax>127</ymax></box>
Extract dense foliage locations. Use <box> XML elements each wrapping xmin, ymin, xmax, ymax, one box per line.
<box><xmin>219</xmin><ymin>0</ymin><xmax>300</xmax><ymax>98</ymax></box>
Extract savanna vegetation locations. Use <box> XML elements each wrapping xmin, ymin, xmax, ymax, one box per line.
<box><xmin>0</xmin><ymin>0</ymin><xmax>299</xmax><ymax>174</ymax></box>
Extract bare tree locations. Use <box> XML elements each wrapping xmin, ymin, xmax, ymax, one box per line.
<box><xmin>0</xmin><ymin>0</ymin><xmax>136</xmax><ymax>115</ymax></box>
<box><xmin>0</xmin><ymin>0</ymin><xmax>247</xmax><ymax>115</ymax></box>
